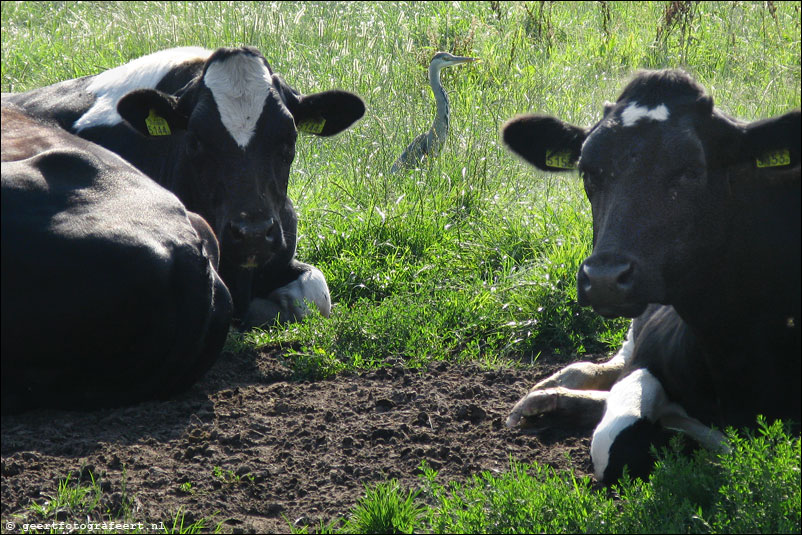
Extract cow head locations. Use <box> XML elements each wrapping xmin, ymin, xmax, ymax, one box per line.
<box><xmin>503</xmin><ymin>69</ymin><xmax>800</xmax><ymax>318</ymax></box>
<box><xmin>115</xmin><ymin>47</ymin><xmax>365</xmax><ymax>313</ymax></box>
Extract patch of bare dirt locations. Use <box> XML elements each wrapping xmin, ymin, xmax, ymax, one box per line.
<box><xmin>1</xmin><ymin>346</ymin><xmax>606</xmax><ymax>533</ymax></box>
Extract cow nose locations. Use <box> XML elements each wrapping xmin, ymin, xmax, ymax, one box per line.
<box><xmin>577</xmin><ymin>255</ymin><xmax>635</xmax><ymax>307</ymax></box>
<box><xmin>228</xmin><ymin>217</ymin><xmax>278</xmax><ymax>246</ymax></box>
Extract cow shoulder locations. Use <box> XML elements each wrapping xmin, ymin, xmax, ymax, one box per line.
<box><xmin>2</xmin><ymin>105</ymin><xmax>232</xmax><ymax>412</ymax></box>
<box><xmin>2</xmin><ymin>77</ymin><xmax>96</xmax><ymax>132</ymax></box>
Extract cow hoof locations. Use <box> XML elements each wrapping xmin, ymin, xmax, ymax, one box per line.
<box><xmin>507</xmin><ymin>389</ymin><xmax>561</xmax><ymax>427</ymax></box>
<box><xmin>507</xmin><ymin>387</ymin><xmax>609</xmax><ymax>428</ymax></box>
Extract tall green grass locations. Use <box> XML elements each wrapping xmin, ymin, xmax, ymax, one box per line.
<box><xmin>3</xmin><ymin>3</ymin><xmax>800</xmax><ymax>532</ymax></box>
<box><xmin>3</xmin><ymin>2</ymin><xmax>799</xmax><ymax>375</ymax></box>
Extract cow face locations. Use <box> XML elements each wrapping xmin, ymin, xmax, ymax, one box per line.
<box><xmin>503</xmin><ymin>69</ymin><xmax>800</xmax><ymax>318</ymax></box>
<box><xmin>115</xmin><ymin>47</ymin><xmax>365</xmax><ymax>312</ymax></box>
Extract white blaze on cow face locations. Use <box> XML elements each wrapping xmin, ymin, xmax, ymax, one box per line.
<box><xmin>73</xmin><ymin>47</ymin><xmax>211</xmax><ymax>132</ymax></box>
<box><xmin>620</xmin><ymin>102</ymin><xmax>670</xmax><ymax>127</ymax></box>
<box><xmin>203</xmin><ymin>53</ymin><xmax>273</xmax><ymax>149</ymax></box>
<box><xmin>590</xmin><ymin>368</ymin><xmax>683</xmax><ymax>480</ymax></box>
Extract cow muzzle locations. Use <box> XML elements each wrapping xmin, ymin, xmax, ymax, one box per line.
<box><xmin>224</xmin><ymin>215</ymin><xmax>282</xmax><ymax>269</ymax></box>
<box><xmin>577</xmin><ymin>253</ymin><xmax>647</xmax><ymax>318</ymax></box>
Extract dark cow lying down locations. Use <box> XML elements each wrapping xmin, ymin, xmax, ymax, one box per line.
<box><xmin>1</xmin><ymin>104</ymin><xmax>233</xmax><ymax>413</ymax></box>
<box><xmin>503</xmin><ymin>69</ymin><xmax>800</xmax><ymax>483</ymax></box>
<box><xmin>4</xmin><ymin>46</ymin><xmax>365</xmax><ymax>329</ymax></box>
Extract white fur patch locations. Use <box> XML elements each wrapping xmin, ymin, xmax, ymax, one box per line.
<box><xmin>203</xmin><ymin>53</ymin><xmax>272</xmax><ymax>149</ymax></box>
<box><xmin>590</xmin><ymin>368</ymin><xmax>673</xmax><ymax>480</ymax></box>
<box><xmin>270</xmin><ymin>267</ymin><xmax>331</xmax><ymax>320</ymax></box>
<box><xmin>606</xmin><ymin>322</ymin><xmax>636</xmax><ymax>368</ymax></box>
<box><xmin>620</xmin><ymin>102</ymin><xmax>670</xmax><ymax>127</ymax></box>
<box><xmin>73</xmin><ymin>47</ymin><xmax>211</xmax><ymax>132</ymax></box>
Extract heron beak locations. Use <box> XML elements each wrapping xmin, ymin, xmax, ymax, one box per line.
<box><xmin>451</xmin><ymin>56</ymin><xmax>479</xmax><ymax>65</ymax></box>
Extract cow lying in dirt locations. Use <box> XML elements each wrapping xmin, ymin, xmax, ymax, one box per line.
<box><xmin>502</xmin><ymin>69</ymin><xmax>800</xmax><ymax>483</ymax></box>
<box><xmin>1</xmin><ymin>103</ymin><xmax>232</xmax><ymax>412</ymax></box>
<box><xmin>4</xmin><ymin>46</ymin><xmax>365</xmax><ymax>329</ymax></box>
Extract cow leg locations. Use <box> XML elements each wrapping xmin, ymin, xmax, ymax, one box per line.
<box><xmin>590</xmin><ymin>367</ymin><xmax>729</xmax><ymax>483</ymax></box>
<box><xmin>659</xmin><ymin>413</ymin><xmax>730</xmax><ymax>454</ymax></box>
<box><xmin>507</xmin><ymin>387</ymin><xmax>609</xmax><ymax>427</ymax></box>
<box><xmin>242</xmin><ymin>260</ymin><xmax>331</xmax><ymax>329</ymax></box>
<box><xmin>590</xmin><ymin>367</ymin><xmax>671</xmax><ymax>482</ymax></box>
<box><xmin>507</xmin><ymin>324</ymin><xmax>635</xmax><ymax>427</ymax></box>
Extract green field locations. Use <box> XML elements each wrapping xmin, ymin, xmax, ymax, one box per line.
<box><xmin>2</xmin><ymin>1</ymin><xmax>800</xmax><ymax>371</ymax></box>
<box><xmin>2</xmin><ymin>1</ymin><xmax>800</xmax><ymax>533</ymax></box>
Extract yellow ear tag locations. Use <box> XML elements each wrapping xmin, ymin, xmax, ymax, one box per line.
<box><xmin>145</xmin><ymin>109</ymin><xmax>171</xmax><ymax>136</ymax></box>
<box><xmin>755</xmin><ymin>148</ymin><xmax>790</xmax><ymax>168</ymax></box>
<box><xmin>545</xmin><ymin>149</ymin><xmax>577</xmax><ymax>169</ymax></box>
<box><xmin>297</xmin><ymin>117</ymin><xmax>326</xmax><ymax>134</ymax></box>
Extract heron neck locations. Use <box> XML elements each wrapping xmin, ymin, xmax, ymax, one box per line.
<box><xmin>428</xmin><ymin>64</ymin><xmax>449</xmax><ymax>141</ymax></box>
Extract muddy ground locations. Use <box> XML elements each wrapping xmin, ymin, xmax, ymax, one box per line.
<box><xmin>1</xmin><ymin>344</ymin><xmax>606</xmax><ymax>534</ymax></box>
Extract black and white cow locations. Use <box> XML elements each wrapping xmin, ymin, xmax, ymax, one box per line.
<box><xmin>502</xmin><ymin>69</ymin><xmax>800</xmax><ymax>483</ymax></box>
<box><xmin>1</xmin><ymin>103</ymin><xmax>233</xmax><ymax>413</ymax></box>
<box><xmin>3</xmin><ymin>46</ymin><xmax>365</xmax><ymax>328</ymax></box>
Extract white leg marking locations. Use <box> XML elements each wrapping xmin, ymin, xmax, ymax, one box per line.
<box><xmin>506</xmin><ymin>387</ymin><xmax>609</xmax><ymax>428</ymax></box>
<box><xmin>270</xmin><ymin>267</ymin><xmax>331</xmax><ymax>319</ymax></box>
<box><xmin>620</xmin><ymin>102</ymin><xmax>670</xmax><ymax>127</ymax></box>
<box><xmin>203</xmin><ymin>53</ymin><xmax>273</xmax><ymax>149</ymax></box>
<box><xmin>243</xmin><ymin>267</ymin><xmax>331</xmax><ymax>328</ymax></box>
<box><xmin>533</xmin><ymin>323</ymin><xmax>636</xmax><ymax>390</ymax></box>
<box><xmin>73</xmin><ymin>47</ymin><xmax>211</xmax><ymax>131</ymax></box>
<box><xmin>591</xmin><ymin>368</ymin><xmax>670</xmax><ymax>480</ymax></box>
<box><xmin>659</xmin><ymin>413</ymin><xmax>730</xmax><ymax>454</ymax></box>
<box><xmin>607</xmin><ymin>322</ymin><xmax>636</xmax><ymax>367</ymax></box>
<box><xmin>507</xmin><ymin>322</ymin><xmax>637</xmax><ymax>427</ymax></box>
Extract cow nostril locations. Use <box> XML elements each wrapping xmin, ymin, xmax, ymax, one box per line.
<box><xmin>617</xmin><ymin>262</ymin><xmax>634</xmax><ymax>288</ymax></box>
<box><xmin>229</xmin><ymin>222</ymin><xmax>246</xmax><ymax>241</ymax></box>
<box><xmin>228</xmin><ymin>217</ymin><xmax>278</xmax><ymax>246</ymax></box>
<box><xmin>582</xmin><ymin>259</ymin><xmax>635</xmax><ymax>293</ymax></box>
<box><xmin>262</xmin><ymin>218</ymin><xmax>277</xmax><ymax>243</ymax></box>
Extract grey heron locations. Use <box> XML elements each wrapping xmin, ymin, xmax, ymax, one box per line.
<box><xmin>390</xmin><ymin>51</ymin><xmax>478</xmax><ymax>173</ymax></box>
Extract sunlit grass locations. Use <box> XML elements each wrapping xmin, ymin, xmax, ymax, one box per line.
<box><xmin>14</xmin><ymin>467</ymin><xmax>219</xmax><ymax>534</ymax></box>
<box><xmin>2</xmin><ymin>0</ymin><xmax>798</xmax><ymax>383</ymax></box>
<box><xmin>300</xmin><ymin>418</ymin><xmax>800</xmax><ymax>534</ymax></box>
<box><xmin>2</xmin><ymin>3</ymin><xmax>800</xmax><ymax>532</ymax></box>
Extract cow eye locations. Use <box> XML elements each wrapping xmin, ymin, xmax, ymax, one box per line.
<box><xmin>280</xmin><ymin>145</ymin><xmax>295</xmax><ymax>166</ymax></box>
<box><xmin>185</xmin><ymin>133</ymin><xmax>203</xmax><ymax>157</ymax></box>
<box><xmin>670</xmin><ymin>167</ymin><xmax>702</xmax><ymax>189</ymax></box>
<box><xmin>581</xmin><ymin>167</ymin><xmax>603</xmax><ymax>195</ymax></box>
<box><xmin>212</xmin><ymin>183</ymin><xmax>225</xmax><ymax>207</ymax></box>
<box><xmin>679</xmin><ymin>169</ymin><xmax>700</xmax><ymax>184</ymax></box>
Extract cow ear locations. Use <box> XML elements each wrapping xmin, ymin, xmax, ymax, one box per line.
<box><xmin>273</xmin><ymin>74</ymin><xmax>365</xmax><ymax>137</ymax></box>
<box><xmin>117</xmin><ymin>89</ymin><xmax>189</xmax><ymax>137</ymax></box>
<box><xmin>695</xmin><ymin>94</ymin><xmax>714</xmax><ymax>116</ymax></box>
<box><xmin>293</xmin><ymin>90</ymin><xmax>366</xmax><ymax>136</ymax></box>
<box><xmin>743</xmin><ymin>109</ymin><xmax>800</xmax><ymax>170</ymax></box>
<box><xmin>502</xmin><ymin>114</ymin><xmax>586</xmax><ymax>172</ymax></box>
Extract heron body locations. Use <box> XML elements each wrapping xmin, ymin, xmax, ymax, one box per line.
<box><xmin>391</xmin><ymin>52</ymin><xmax>478</xmax><ymax>173</ymax></box>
